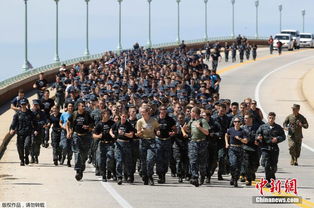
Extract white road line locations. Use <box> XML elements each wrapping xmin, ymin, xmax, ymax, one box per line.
<box><xmin>100</xmin><ymin>181</ymin><xmax>134</xmax><ymax>208</ymax></box>
<box><xmin>254</xmin><ymin>55</ymin><xmax>314</xmax><ymax>153</ymax></box>
<box><xmin>90</xmin><ymin>166</ymin><xmax>134</xmax><ymax>208</ymax></box>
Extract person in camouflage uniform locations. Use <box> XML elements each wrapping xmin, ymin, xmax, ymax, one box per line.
<box><xmin>283</xmin><ymin>104</ymin><xmax>308</xmax><ymax>166</ymax></box>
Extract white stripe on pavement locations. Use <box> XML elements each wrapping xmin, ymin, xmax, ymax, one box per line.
<box><xmin>100</xmin><ymin>180</ymin><xmax>134</xmax><ymax>208</ymax></box>
<box><xmin>254</xmin><ymin>55</ymin><xmax>314</xmax><ymax>153</ymax></box>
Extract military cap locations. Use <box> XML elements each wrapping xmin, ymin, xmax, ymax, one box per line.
<box><xmin>292</xmin><ymin>104</ymin><xmax>300</xmax><ymax>109</ymax></box>
<box><xmin>20</xmin><ymin>98</ymin><xmax>28</xmax><ymax>105</ymax></box>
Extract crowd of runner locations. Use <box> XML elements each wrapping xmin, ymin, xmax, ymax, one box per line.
<box><xmin>9</xmin><ymin>36</ymin><xmax>308</xmax><ymax>188</ymax></box>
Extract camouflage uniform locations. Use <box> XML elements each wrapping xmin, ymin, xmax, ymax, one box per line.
<box><xmin>187</xmin><ymin>118</ymin><xmax>210</xmax><ymax>183</ymax></box>
<box><xmin>283</xmin><ymin>113</ymin><xmax>308</xmax><ymax>164</ymax></box>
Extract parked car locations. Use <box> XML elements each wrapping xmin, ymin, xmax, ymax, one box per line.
<box><xmin>281</xmin><ymin>29</ymin><xmax>300</xmax><ymax>49</ymax></box>
<box><xmin>300</xmin><ymin>33</ymin><xmax>314</xmax><ymax>48</ymax></box>
<box><xmin>273</xmin><ymin>34</ymin><xmax>294</xmax><ymax>51</ymax></box>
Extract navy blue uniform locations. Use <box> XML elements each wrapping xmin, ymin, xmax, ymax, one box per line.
<box><xmin>256</xmin><ymin>123</ymin><xmax>286</xmax><ymax>182</ymax></box>
<box><xmin>242</xmin><ymin>124</ymin><xmax>260</xmax><ymax>183</ymax></box>
<box><xmin>49</xmin><ymin>113</ymin><xmax>62</xmax><ymax>163</ymax></box>
<box><xmin>156</xmin><ymin>115</ymin><xmax>176</xmax><ymax>183</ymax></box>
<box><xmin>68</xmin><ymin>111</ymin><xmax>94</xmax><ymax>175</ymax></box>
<box><xmin>226</xmin><ymin>127</ymin><xmax>247</xmax><ymax>182</ymax></box>
<box><xmin>111</xmin><ymin>121</ymin><xmax>134</xmax><ymax>181</ymax></box>
<box><xmin>10</xmin><ymin>110</ymin><xmax>36</xmax><ymax>164</ymax></box>
<box><xmin>94</xmin><ymin>119</ymin><xmax>115</xmax><ymax>180</ymax></box>
<box><xmin>31</xmin><ymin>109</ymin><xmax>48</xmax><ymax>163</ymax></box>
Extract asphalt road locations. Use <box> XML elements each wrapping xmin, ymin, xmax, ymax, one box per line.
<box><xmin>1</xmin><ymin>48</ymin><xmax>314</xmax><ymax>208</ymax></box>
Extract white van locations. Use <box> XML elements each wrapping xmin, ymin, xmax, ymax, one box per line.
<box><xmin>281</xmin><ymin>29</ymin><xmax>300</xmax><ymax>48</ymax></box>
<box><xmin>273</xmin><ymin>34</ymin><xmax>294</xmax><ymax>50</ymax></box>
<box><xmin>300</xmin><ymin>33</ymin><xmax>314</xmax><ymax>48</ymax></box>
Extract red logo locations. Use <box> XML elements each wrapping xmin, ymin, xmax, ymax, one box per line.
<box><xmin>256</xmin><ymin>178</ymin><xmax>297</xmax><ymax>195</ymax></box>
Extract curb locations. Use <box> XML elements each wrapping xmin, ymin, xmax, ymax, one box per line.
<box><xmin>302</xmin><ymin>68</ymin><xmax>314</xmax><ymax>110</ymax></box>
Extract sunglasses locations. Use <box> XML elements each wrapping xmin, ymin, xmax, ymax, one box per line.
<box><xmin>234</xmin><ymin>120</ymin><xmax>240</xmax><ymax>123</ymax></box>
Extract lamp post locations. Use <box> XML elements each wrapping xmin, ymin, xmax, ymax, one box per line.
<box><xmin>54</xmin><ymin>0</ymin><xmax>60</xmax><ymax>62</ymax></box>
<box><xmin>147</xmin><ymin>0</ymin><xmax>152</xmax><ymax>48</ymax></box>
<box><xmin>84</xmin><ymin>0</ymin><xmax>90</xmax><ymax>56</ymax></box>
<box><xmin>255</xmin><ymin>0</ymin><xmax>259</xmax><ymax>38</ymax></box>
<box><xmin>279</xmin><ymin>4</ymin><xmax>283</xmax><ymax>32</ymax></box>
<box><xmin>302</xmin><ymin>9</ymin><xmax>305</xmax><ymax>32</ymax></box>
<box><xmin>22</xmin><ymin>0</ymin><xmax>32</xmax><ymax>71</ymax></box>
<box><xmin>204</xmin><ymin>0</ymin><xmax>208</xmax><ymax>41</ymax></box>
<box><xmin>231</xmin><ymin>0</ymin><xmax>235</xmax><ymax>38</ymax></box>
<box><xmin>176</xmin><ymin>0</ymin><xmax>181</xmax><ymax>44</ymax></box>
<box><xmin>117</xmin><ymin>0</ymin><xmax>123</xmax><ymax>53</ymax></box>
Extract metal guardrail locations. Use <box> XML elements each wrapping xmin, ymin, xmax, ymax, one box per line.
<box><xmin>0</xmin><ymin>36</ymin><xmax>267</xmax><ymax>90</ymax></box>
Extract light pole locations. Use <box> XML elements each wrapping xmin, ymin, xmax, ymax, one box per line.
<box><xmin>84</xmin><ymin>0</ymin><xmax>90</xmax><ymax>56</ymax></box>
<box><xmin>204</xmin><ymin>0</ymin><xmax>208</xmax><ymax>41</ymax></box>
<box><xmin>255</xmin><ymin>0</ymin><xmax>259</xmax><ymax>38</ymax></box>
<box><xmin>117</xmin><ymin>0</ymin><xmax>123</xmax><ymax>53</ymax></box>
<box><xmin>302</xmin><ymin>9</ymin><xmax>305</xmax><ymax>32</ymax></box>
<box><xmin>147</xmin><ymin>0</ymin><xmax>152</xmax><ymax>48</ymax></box>
<box><xmin>176</xmin><ymin>0</ymin><xmax>181</xmax><ymax>44</ymax></box>
<box><xmin>231</xmin><ymin>0</ymin><xmax>235</xmax><ymax>38</ymax></box>
<box><xmin>22</xmin><ymin>0</ymin><xmax>32</xmax><ymax>71</ymax></box>
<box><xmin>54</xmin><ymin>0</ymin><xmax>60</xmax><ymax>62</ymax></box>
<box><xmin>279</xmin><ymin>4</ymin><xmax>282</xmax><ymax>32</ymax></box>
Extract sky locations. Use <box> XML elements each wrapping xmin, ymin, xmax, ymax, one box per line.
<box><xmin>0</xmin><ymin>0</ymin><xmax>313</xmax><ymax>81</ymax></box>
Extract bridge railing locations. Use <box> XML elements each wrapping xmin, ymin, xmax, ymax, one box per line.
<box><xmin>0</xmin><ymin>36</ymin><xmax>267</xmax><ymax>90</ymax></box>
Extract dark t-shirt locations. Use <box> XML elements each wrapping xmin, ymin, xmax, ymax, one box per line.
<box><xmin>35</xmin><ymin>79</ymin><xmax>47</xmax><ymax>91</ymax></box>
<box><xmin>68</xmin><ymin>111</ymin><xmax>94</xmax><ymax>134</ymax></box>
<box><xmin>211</xmin><ymin>52</ymin><xmax>221</xmax><ymax>61</ymax></box>
<box><xmin>10</xmin><ymin>110</ymin><xmax>36</xmax><ymax>135</ymax></box>
<box><xmin>53</xmin><ymin>82</ymin><xmax>66</xmax><ymax>95</ymax></box>
<box><xmin>111</xmin><ymin>121</ymin><xmax>134</xmax><ymax>141</ymax></box>
<box><xmin>41</xmin><ymin>98</ymin><xmax>55</xmax><ymax>115</ymax></box>
<box><xmin>157</xmin><ymin>116</ymin><xmax>176</xmax><ymax>138</ymax></box>
<box><xmin>94</xmin><ymin>120</ymin><xmax>115</xmax><ymax>142</ymax></box>
<box><xmin>128</xmin><ymin>118</ymin><xmax>138</xmax><ymax>139</ymax></box>
<box><xmin>49</xmin><ymin>113</ymin><xmax>62</xmax><ymax>131</ymax></box>
<box><xmin>227</xmin><ymin>127</ymin><xmax>247</xmax><ymax>145</ymax></box>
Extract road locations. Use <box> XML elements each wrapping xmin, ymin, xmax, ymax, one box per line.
<box><xmin>1</xmin><ymin>48</ymin><xmax>314</xmax><ymax>208</ymax></box>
